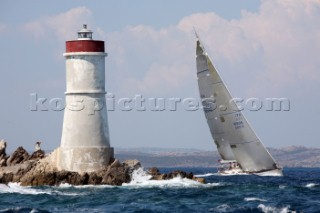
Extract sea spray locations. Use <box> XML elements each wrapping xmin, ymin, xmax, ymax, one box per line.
<box><xmin>129</xmin><ymin>168</ymin><xmax>152</xmax><ymax>184</ymax></box>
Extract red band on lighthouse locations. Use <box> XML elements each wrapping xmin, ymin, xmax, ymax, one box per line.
<box><xmin>66</xmin><ymin>40</ymin><xmax>105</xmax><ymax>53</ymax></box>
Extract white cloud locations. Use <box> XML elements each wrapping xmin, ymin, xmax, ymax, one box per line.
<box><xmin>102</xmin><ymin>0</ymin><xmax>320</xmax><ymax>98</ymax></box>
<box><xmin>104</xmin><ymin>25</ymin><xmax>194</xmax><ymax>96</ymax></box>
<box><xmin>18</xmin><ymin>1</ymin><xmax>319</xmax><ymax>97</ymax></box>
<box><xmin>178</xmin><ymin>0</ymin><xmax>320</xmax><ymax>96</ymax></box>
<box><xmin>22</xmin><ymin>6</ymin><xmax>92</xmax><ymax>41</ymax></box>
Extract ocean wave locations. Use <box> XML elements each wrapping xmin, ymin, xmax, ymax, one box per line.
<box><xmin>279</xmin><ymin>185</ymin><xmax>286</xmax><ymax>189</ymax></box>
<box><xmin>123</xmin><ymin>175</ymin><xmax>206</xmax><ymax>188</ymax></box>
<box><xmin>305</xmin><ymin>183</ymin><xmax>318</xmax><ymax>188</ymax></box>
<box><xmin>244</xmin><ymin>197</ymin><xmax>267</xmax><ymax>202</ymax></box>
<box><xmin>0</xmin><ymin>182</ymin><xmax>50</xmax><ymax>195</ymax></box>
<box><xmin>122</xmin><ymin>168</ymin><xmax>222</xmax><ymax>188</ymax></box>
<box><xmin>0</xmin><ymin>207</ymin><xmax>50</xmax><ymax>213</ymax></box>
<box><xmin>209</xmin><ymin>204</ymin><xmax>232</xmax><ymax>212</ymax></box>
<box><xmin>57</xmin><ymin>183</ymin><xmax>114</xmax><ymax>189</ymax></box>
<box><xmin>194</xmin><ymin>173</ymin><xmax>216</xmax><ymax>177</ymax></box>
<box><xmin>0</xmin><ymin>182</ymin><xmax>84</xmax><ymax>196</ymax></box>
<box><xmin>258</xmin><ymin>204</ymin><xmax>295</xmax><ymax>213</ymax></box>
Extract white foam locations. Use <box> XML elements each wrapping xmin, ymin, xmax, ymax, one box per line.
<box><xmin>206</xmin><ymin>182</ymin><xmax>224</xmax><ymax>187</ymax></box>
<box><xmin>0</xmin><ymin>168</ymin><xmax>222</xmax><ymax>193</ymax></box>
<box><xmin>58</xmin><ymin>183</ymin><xmax>73</xmax><ymax>188</ymax></box>
<box><xmin>0</xmin><ymin>183</ymin><xmax>84</xmax><ymax>196</ymax></box>
<box><xmin>279</xmin><ymin>185</ymin><xmax>286</xmax><ymax>189</ymax></box>
<box><xmin>73</xmin><ymin>184</ymin><xmax>114</xmax><ymax>189</ymax></box>
<box><xmin>57</xmin><ymin>183</ymin><xmax>114</xmax><ymax>189</ymax></box>
<box><xmin>129</xmin><ymin>167</ymin><xmax>153</xmax><ymax>184</ymax></box>
<box><xmin>244</xmin><ymin>197</ymin><xmax>267</xmax><ymax>202</ymax></box>
<box><xmin>0</xmin><ymin>182</ymin><xmax>50</xmax><ymax>195</ymax></box>
<box><xmin>210</xmin><ymin>204</ymin><xmax>232</xmax><ymax>212</ymax></box>
<box><xmin>122</xmin><ymin>168</ymin><xmax>222</xmax><ymax>188</ymax></box>
<box><xmin>194</xmin><ymin>173</ymin><xmax>216</xmax><ymax>177</ymax></box>
<box><xmin>258</xmin><ymin>204</ymin><xmax>295</xmax><ymax>213</ymax></box>
<box><xmin>305</xmin><ymin>183</ymin><xmax>318</xmax><ymax>188</ymax></box>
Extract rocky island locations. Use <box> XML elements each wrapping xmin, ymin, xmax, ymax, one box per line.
<box><xmin>0</xmin><ymin>141</ymin><xmax>205</xmax><ymax>186</ymax></box>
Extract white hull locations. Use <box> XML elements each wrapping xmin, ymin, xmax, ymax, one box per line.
<box><xmin>218</xmin><ymin>168</ymin><xmax>283</xmax><ymax>176</ymax></box>
<box><xmin>218</xmin><ymin>168</ymin><xmax>248</xmax><ymax>176</ymax></box>
<box><xmin>254</xmin><ymin>169</ymin><xmax>283</xmax><ymax>177</ymax></box>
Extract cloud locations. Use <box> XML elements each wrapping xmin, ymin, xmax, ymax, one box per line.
<box><xmin>18</xmin><ymin>1</ymin><xmax>319</xmax><ymax>97</ymax></box>
<box><xmin>179</xmin><ymin>0</ymin><xmax>320</xmax><ymax>96</ymax></box>
<box><xmin>22</xmin><ymin>6</ymin><xmax>92</xmax><ymax>41</ymax></box>
<box><xmin>101</xmin><ymin>0</ymin><xmax>320</xmax><ymax>98</ymax></box>
<box><xmin>103</xmin><ymin>25</ymin><xmax>195</xmax><ymax>96</ymax></box>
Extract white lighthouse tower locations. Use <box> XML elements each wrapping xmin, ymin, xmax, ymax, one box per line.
<box><xmin>58</xmin><ymin>24</ymin><xmax>113</xmax><ymax>173</ymax></box>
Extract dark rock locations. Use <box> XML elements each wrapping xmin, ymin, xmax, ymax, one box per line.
<box><xmin>193</xmin><ymin>177</ymin><xmax>206</xmax><ymax>184</ymax></box>
<box><xmin>148</xmin><ymin>167</ymin><xmax>160</xmax><ymax>176</ymax></box>
<box><xmin>147</xmin><ymin>169</ymin><xmax>204</xmax><ymax>183</ymax></box>
<box><xmin>88</xmin><ymin>172</ymin><xmax>102</xmax><ymax>184</ymax></box>
<box><xmin>151</xmin><ymin>173</ymin><xmax>167</xmax><ymax>180</ymax></box>
<box><xmin>102</xmin><ymin>166</ymin><xmax>130</xmax><ymax>185</ymax></box>
<box><xmin>31</xmin><ymin>172</ymin><xmax>56</xmax><ymax>186</ymax></box>
<box><xmin>186</xmin><ymin>172</ymin><xmax>193</xmax><ymax>179</ymax></box>
<box><xmin>6</xmin><ymin>147</ymin><xmax>30</xmax><ymax>166</ymax></box>
<box><xmin>110</xmin><ymin>159</ymin><xmax>121</xmax><ymax>168</ymax></box>
<box><xmin>64</xmin><ymin>172</ymin><xmax>84</xmax><ymax>185</ymax></box>
<box><xmin>0</xmin><ymin>139</ymin><xmax>8</xmax><ymax>167</ymax></box>
<box><xmin>12</xmin><ymin>162</ymin><xmax>37</xmax><ymax>183</ymax></box>
<box><xmin>0</xmin><ymin>146</ymin><xmax>206</xmax><ymax>186</ymax></box>
<box><xmin>123</xmin><ymin>159</ymin><xmax>141</xmax><ymax>173</ymax></box>
<box><xmin>78</xmin><ymin>173</ymin><xmax>90</xmax><ymax>185</ymax></box>
<box><xmin>29</xmin><ymin>150</ymin><xmax>45</xmax><ymax>161</ymax></box>
<box><xmin>167</xmin><ymin>170</ymin><xmax>188</xmax><ymax>179</ymax></box>
<box><xmin>0</xmin><ymin>173</ymin><xmax>13</xmax><ymax>183</ymax></box>
<box><xmin>0</xmin><ymin>157</ymin><xmax>7</xmax><ymax>167</ymax></box>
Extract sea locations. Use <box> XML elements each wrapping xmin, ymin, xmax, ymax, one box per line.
<box><xmin>0</xmin><ymin>167</ymin><xmax>319</xmax><ymax>213</ymax></box>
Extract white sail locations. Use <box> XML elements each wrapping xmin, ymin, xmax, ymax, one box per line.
<box><xmin>196</xmin><ymin>38</ymin><xmax>281</xmax><ymax>174</ymax></box>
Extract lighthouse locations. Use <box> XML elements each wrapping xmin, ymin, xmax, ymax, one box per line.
<box><xmin>58</xmin><ymin>24</ymin><xmax>114</xmax><ymax>173</ymax></box>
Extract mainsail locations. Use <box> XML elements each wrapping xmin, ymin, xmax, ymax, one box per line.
<box><xmin>196</xmin><ymin>38</ymin><xmax>280</xmax><ymax>174</ymax></box>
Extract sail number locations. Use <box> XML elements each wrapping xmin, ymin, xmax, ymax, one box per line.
<box><xmin>233</xmin><ymin>113</ymin><xmax>244</xmax><ymax>129</ymax></box>
<box><xmin>233</xmin><ymin>121</ymin><xmax>244</xmax><ymax>129</ymax></box>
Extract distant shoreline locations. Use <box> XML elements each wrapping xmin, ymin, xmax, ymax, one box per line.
<box><xmin>115</xmin><ymin>146</ymin><xmax>320</xmax><ymax>168</ymax></box>
<box><xmin>18</xmin><ymin>146</ymin><xmax>320</xmax><ymax>168</ymax></box>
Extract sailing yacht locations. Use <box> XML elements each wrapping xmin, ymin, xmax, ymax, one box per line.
<box><xmin>195</xmin><ymin>35</ymin><xmax>283</xmax><ymax>176</ymax></box>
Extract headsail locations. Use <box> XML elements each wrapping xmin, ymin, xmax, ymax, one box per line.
<box><xmin>196</xmin><ymin>37</ymin><xmax>280</xmax><ymax>173</ymax></box>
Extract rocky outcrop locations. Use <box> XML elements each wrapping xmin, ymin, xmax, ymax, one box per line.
<box><xmin>0</xmin><ymin>139</ymin><xmax>8</xmax><ymax>167</ymax></box>
<box><xmin>0</xmin><ymin>157</ymin><xmax>133</xmax><ymax>186</ymax></box>
<box><xmin>28</xmin><ymin>150</ymin><xmax>45</xmax><ymax>161</ymax></box>
<box><xmin>6</xmin><ymin>147</ymin><xmax>30</xmax><ymax>166</ymax></box>
<box><xmin>0</xmin><ymin>146</ymin><xmax>206</xmax><ymax>186</ymax></box>
<box><xmin>148</xmin><ymin>167</ymin><xmax>205</xmax><ymax>183</ymax></box>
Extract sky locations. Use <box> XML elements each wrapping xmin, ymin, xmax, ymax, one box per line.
<box><xmin>1</xmin><ymin>0</ymin><xmax>320</xmax><ymax>153</ymax></box>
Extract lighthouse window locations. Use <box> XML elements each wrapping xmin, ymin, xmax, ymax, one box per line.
<box><xmin>78</xmin><ymin>32</ymin><xmax>92</xmax><ymax>39</ymax></box>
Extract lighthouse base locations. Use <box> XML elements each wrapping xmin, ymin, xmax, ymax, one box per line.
<box><xmin>57</xmin><ymin>146</ymin><xmax>114</xmax><ymax>173</ymax></box>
